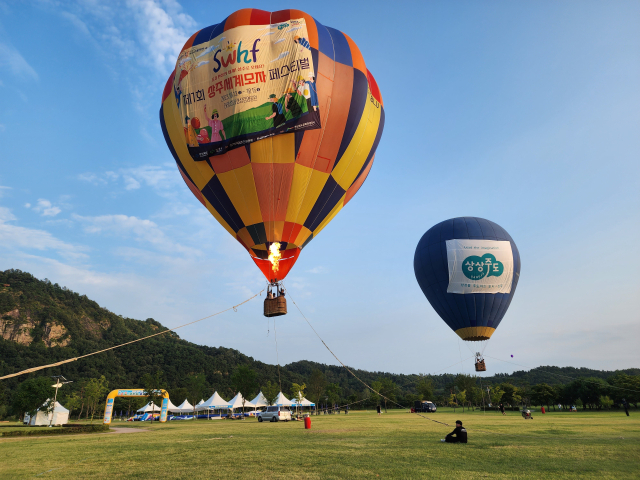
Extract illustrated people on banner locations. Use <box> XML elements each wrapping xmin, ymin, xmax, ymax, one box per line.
<box><xmin>196</xmin><ymin>127</ymin><xmax>210</xmax><ymax>144</ymax></box>
<box><xmin>294</xmin><ymin>35</ymin><xmax>311</xmax><ymax>52</ymax></box>
<box><xmin>204</xmin><ymin>104</ymin><xmax>226</xmax><ymax>142</ymax></box>
<box><xmin>265</xmin><ymin>94</ymin><xmax>286</xmax><ymax>128</ymax></box>
<box><xmin>184</xmin><ymin>116</ymin><xmax>199</xmax><ymax>147</ymax></box>
<box><xmin>174</xmin><ymin>83</ymin><xmax>182</xmax><ymax>108</ymax></box>
<box><xmin>285</xmin><ymin>91</ymin><xmax>302</xmax><ymax>119</ymax></box>
<box><xmin>296</xmin><ymin>73</ymin><xmax>318</xmax><ymax>113</ymax></box>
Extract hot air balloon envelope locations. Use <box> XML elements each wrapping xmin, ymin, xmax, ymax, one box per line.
<box><xmin>414</xmin><ymin>217</ymin><xmax>521</xmax><ymax>341</ymax></box>
<box><xmin>160</xmin><ymin>9</ymin><xmax>384</xmax><ymax>283</ymax></box>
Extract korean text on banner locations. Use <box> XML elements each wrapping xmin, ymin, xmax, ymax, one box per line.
<box><xmin>446</xmin><ymin>239</ymin><xmax>514</xmax><ymax>294</ymax></box>
<box><xmin>173</xmin><ymin>18</ymin><xmax>321</xmax><ymax>160</ymax></box>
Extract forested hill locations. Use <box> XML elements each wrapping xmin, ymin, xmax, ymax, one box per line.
<box><xmin>1</xmin><ymin>269</ymin><xmax>637</xmax><ymax>403</ymax></box>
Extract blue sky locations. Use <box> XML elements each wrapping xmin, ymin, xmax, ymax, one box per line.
<box><xmin>1</xmin><ymin>0</ymin><xmax>638</xmax><ymax>376</ymax></box>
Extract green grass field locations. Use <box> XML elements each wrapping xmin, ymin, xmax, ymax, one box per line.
<box><xmin>1</xmin><ymin>408</ymin><xmax>638</xmax><ymax>479</ymax></box>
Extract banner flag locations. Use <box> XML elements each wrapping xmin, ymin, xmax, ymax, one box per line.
<box><xmin>173</xmin><ymin>18</ymin><xmax>321</xmax><ymax>159</ymax></box>
<box><xmin>446</xmin><ymin>239</ymin><xmax>514</xmax><ymax>294</ymax></box>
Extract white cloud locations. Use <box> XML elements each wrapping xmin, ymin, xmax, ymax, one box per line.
<box><xmin>0</xmin><ymin>186</ymin><xmax>10</xmax><ymax>198</ymax></box>
<box><xmin>0</xmin><ymin>43</ymin><xmax>38</xmax><ymax>80</ymax></box>
<box><xmin>123</xmin><ymin>175</ymin><xmax>141</xmax><ymax>190</ymax></box>
<box><xmin>60</xmin><ymin>11</ymin><xmax>91</xmax><ymax>36</ymax></box>
<box><xmin>24</xmin><ymin>203</ymin><xmax>31</xmax><ymax>208</ymax></box>
<box><xmin>73</xmin><ymin>213</ymin><xmax>198</xmax><ymax>255</ymax></box>
<box><xmin>0</xmin><ymin>206</ymin><xmax>88</xmax><ymax>260</ymax></box>
<box><xmin>78</xmin><ymin>164</ymin><xmax>181</xmax><ymax>197</ymax></box>
<box><xmin>125</xmin><ymin>0</ymin><xmax>196</xmax><ymax>74</ymax></box>
<box><xmin>32</xmin><ymin>198</ymin><xmax>62</xmax><ymax>217</ymax></box>
<box><xmin>307</xmin><ymin>266</ymin><xmax>327</xmax><ymax>274</ymax></box>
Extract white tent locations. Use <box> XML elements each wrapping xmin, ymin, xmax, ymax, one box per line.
<box><xmin>137</xmin><ymin>402</ymin><xmax>161</xmax><ymax>413</ymax></box>
<box><xmin>274</xmin><ymin>392</ymin><xmax>293</xmax><ymax>406</ymax></box>
<box><xmin>228</xmin><ymin>393</ymin><xmax>254</xmax><ymax>409</ymax></box>
<box><xmin>196</xmin><ymin>391</ymin><xmax>231</xmax><ymax>411</ymax></box>
<box><xmin>196</xmin><ymin>399</ymin><xmax>204</xmax><ymax>406</ymax></box>
<box><xmin>249</xmin><ymin>391</ymin><xmax>269</xmax><ymax>408</ymax></box>
<box><xmin>291</xmin><ymin>397</ymin><xmax>315</xmax><ymax>407</ymax></box>
<box><xmin>176</xmin><ymin>399</ymin><xmax>194</xmax><ymax>414</ymax></box>
<box><xmin>165</xmin><ymin>399</ymin><xmax>181</xmax><ymax>413</ymax></box>
<box><xmin>25</xmin><ymin>400</ymin><xmax>69</xmax><ymax>426</ymax></box>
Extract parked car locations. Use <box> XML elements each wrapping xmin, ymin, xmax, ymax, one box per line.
<box><xmin>257</xmin><ymin>406</ymin><xmax>292</xmax><ymax>422</ymax></box>
<box><xmin>414</xmin><ymin>401</ymin><xmax>437</xmax><ymax>413</ymax></box>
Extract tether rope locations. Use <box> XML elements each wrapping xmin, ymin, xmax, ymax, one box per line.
<box><xmin>284</xmin><ymin>286</ymin><xmax>452</xmax><ymax>427</ymax></box>
<box><xmin>0</xmin><ymin>289</ymin><xmax>264</xmax><ymax>381</ymax></box>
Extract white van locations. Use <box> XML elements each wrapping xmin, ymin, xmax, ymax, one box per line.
<box><xmin>257</xmin><ymin>406</ymin><xmax>292</xmax><ymax>422</ymax></box>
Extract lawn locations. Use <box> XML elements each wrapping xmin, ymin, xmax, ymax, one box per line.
<box><xmin>1</xmin><ymin>408</ymin><xmax>638</xmax><ymax>479</ymax></box>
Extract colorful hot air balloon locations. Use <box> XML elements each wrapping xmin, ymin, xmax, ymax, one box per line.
<box><xmin>413</xmin><ymin>217</ymin><xmax>521</xmax><ymax>370</ymax></box>
<box><xmin>160</xmin><ymin>9</ymin><xmax>384</xmax><ymax>314</ymax></box>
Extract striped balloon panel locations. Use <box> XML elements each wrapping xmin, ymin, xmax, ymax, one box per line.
<box><xmin>160</xmin><ymin>9</ymin><xmax>384</xmax><ymax>281</ymax></box>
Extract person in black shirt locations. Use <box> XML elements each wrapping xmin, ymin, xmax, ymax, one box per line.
<box><xmin>284</xmin><ymin>92</ymin><xmax>302</xmax><ymax>119</ymax></box>
<box><xmin>265</xmin><ymin>94</ymin><xmax>286</xmax><ymax>128</ymax></box>
<box><xmin>622</xmin><ymin>398</ymin><xmax>630</xmax><ymax>416</ymax></box>
<box><xmin>443</xmin><ymin>420</ymin><xmax>468</xmax><ymax>443</ymax></box>
<box><xmin>499</xmin><ymin>403</ymin><xmax>506</xmax><ymax>415</ymax></box>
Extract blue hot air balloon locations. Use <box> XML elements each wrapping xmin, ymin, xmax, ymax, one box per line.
<box><xmin>414</xmin><ymin>217</ymin><xmax>521</xmax><ymax>363</ymax></box>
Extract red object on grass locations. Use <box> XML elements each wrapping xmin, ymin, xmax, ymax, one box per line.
<box><xmin>304</xmin><ymin>416</ymin><xmax>311</xmax><ymax>429</ymax></box>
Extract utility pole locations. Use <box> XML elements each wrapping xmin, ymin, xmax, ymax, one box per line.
<box><xmin>50</xmin><ymin>376</ymin><xmax>72</xmax><ymax>427</ymax></box>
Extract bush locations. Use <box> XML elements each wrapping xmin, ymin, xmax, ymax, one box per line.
<box><xmin>1</xmin><ymin>425</ymin><xmax>109</xmax><ymax>436</ymax></box>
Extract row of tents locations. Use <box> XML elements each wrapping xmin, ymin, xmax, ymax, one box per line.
<box><xmin>136</xmin><ymin>391</ymin><xmax>315</xmax><ymax>414</ymax></box>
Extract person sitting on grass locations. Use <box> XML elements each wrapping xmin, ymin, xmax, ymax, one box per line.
<box><xmin>442</xmin><ymin>420</ymin><xmax>467</xmax><ymax>443</ymax></box>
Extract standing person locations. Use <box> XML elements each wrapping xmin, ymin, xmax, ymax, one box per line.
<box><xmin>204</xmin><ymin>105</ymin><xmax>226</xmax><ymax>142</ymax></box>
<box><xmin>622</xmin><ymin>399</ymin><xmax>630</xmax><ymax>416</ymax></box>
<box><xmin>499</xmin><ymin>403</ymin><xmax>506</xmax><ymax>416</ymax></box>
<box><xmin>376</xmin><ymin>404</ymin><xmax>381</xmax><ymax>416</ymax></box>
<box><xmin>442</xmin><ymin>420</ymin><xmax>468</xmax><ymax>443</ymax></box>
<box><xmin>265</xmin><ymin>94</ymin><xmax>286</xmax><ymax>128</ymax></box>
<box><xmin>284</xmin><ymin>92</ymin><xmax>302</xmax><ymax>119</ymax></box>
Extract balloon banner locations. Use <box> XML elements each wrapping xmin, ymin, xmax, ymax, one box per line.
<box><xmin>173</xmin><ymin>18</ymin><xmax>321</xmax><ymax>159</ymax></box>
<box><xmin>446</xmin><ymin>239</ymin><xmax>514</xmax><ymax>294</ymax></box>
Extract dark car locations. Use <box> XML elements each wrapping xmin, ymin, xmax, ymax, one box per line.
<box><xmin>414</xmin><ymin>401</ymin><xmax>437</xmax><ymax>413</ymax></box>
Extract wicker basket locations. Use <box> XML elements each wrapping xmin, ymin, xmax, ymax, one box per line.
<box><xmin>475</xmin><ymin>360</ymin><xmax>487</xmax><ymax>372</ymax></box>
<box><xmin>264</xmin><ymin>296</ymin><xmax>287</xmax><ymax>317</ymax></box>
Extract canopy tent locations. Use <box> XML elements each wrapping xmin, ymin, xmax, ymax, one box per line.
<box><xmin>228</xmin><ymin>393</ymin><xmax>254</xmax><ymax>409</ymax></box>
<box><xmin>196</xmin><ymin>400</ymin><xmax>204</xmax><ymax>406</ymax></box>
<box><xmin>165</xmin><ymin>399</ymin><xmax>181</xmax><ymax>413</ymax></box>
<box><xmin>137</xmin><ymin>402</ymin><xmax>161</xmax><ymax>413</ymax></box>
<box><xmin>291</xmin><ymin>397</ymin><xmax>315</xmax><ymax>407</ymax></box>
<box><xmin>196</xmin><ymin>391</ymin><xmax>231</xmax><ymax>411</ymax></box>
<box><xmin>274</xmin><ymin>392</ymin><xmax>293</xmax><ymax>406</ymax></box>
<box><xmin>176</xmin><ymin>399</ymin><xmax>194</xmax><ymax>414</ymax></box>
<box><xmin>249</xmin><ymin>391</ymin><xmax>269</xmax><ymax>408</ymax></box>
<box><xmin>25</xmin><ymin>400</ymin><xmax>69</xmax><ymax>426</ymax></box>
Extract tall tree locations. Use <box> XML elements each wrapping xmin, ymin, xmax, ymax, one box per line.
<box><xmin>185</xmin><ymin>374</ymin><xmax>207</xmax><ymax>418</ymax></box>
<box><xmin>531</xmin><ymin>383</ymin><xmax>556</xmax><ymax>409</ymax></box>
<box><xmin>11</xmin><ymin>377</ymin><xmax>54</xmax><ymax>422</ymax></box>
<box><xmin>142</xmin><ymin>371</ymin><xmax>165</xmax><ymax>424</ymax></box>
<box><xmin>325</xmin><ymin>383</ymin><xmax>342</xmax><ymax>410</ymax></box>
<box><xmin>230</xmin><ymin>365</ymin><xmax>258</xmax><ymax>413</ymax></box>
<box><xmin>262</xmin><ymin>381</ymin><xmax>279</xmax><ymax>406</ymax></box>
<box><xmin>84</xmin><ymin>376</ymin><xmax>109</xmax><ymax>422</ymax></box>
<box><xmin>307</xmin><ymin>370</ymin><xmax>327</xmax><ymax>415</ymax></box>
<box><xmin>416</xmin><ymin>376</ymin><xmax>434</xmax><ymax>401</ymax></box>
<box><xmin>379</xmin><ymin>378</ymin><xmax>398</xmax><ymax>413</ymax></box>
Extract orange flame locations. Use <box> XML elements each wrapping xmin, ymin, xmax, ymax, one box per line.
<box><xmin>268</xmin><ymin>242</ymin><xmax>282</xmax><ymax>275</ymax></box>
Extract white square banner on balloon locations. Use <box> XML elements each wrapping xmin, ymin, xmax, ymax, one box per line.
<box><xmin>445</xmin><ymin>239</ymin><xmax>514</xmax><ymax>294</ymax></box>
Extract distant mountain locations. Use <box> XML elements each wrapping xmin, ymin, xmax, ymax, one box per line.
<box><xmin>1</xmin><ymin>269</ymin><xmax>637</xmax><ymax>403</ymax></box>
